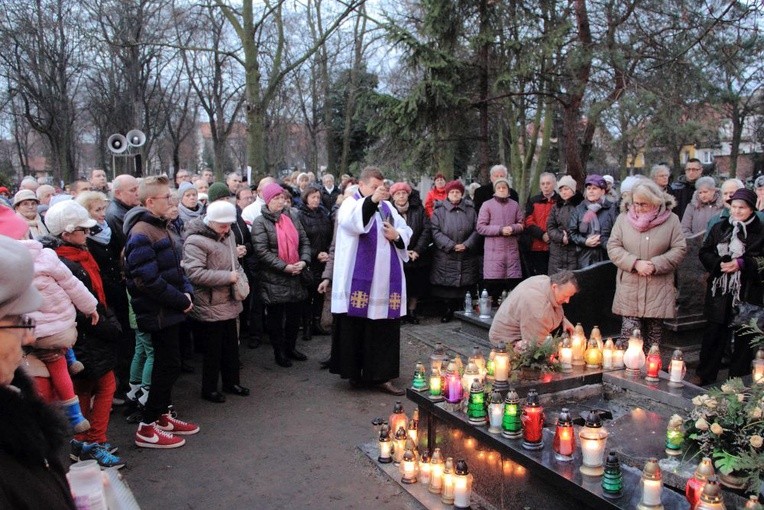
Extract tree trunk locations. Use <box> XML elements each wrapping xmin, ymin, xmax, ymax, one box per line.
<box><xmin>730</xmin><ymin>104</ymin><xmax>742</xmax><ymax>178</ymax></box>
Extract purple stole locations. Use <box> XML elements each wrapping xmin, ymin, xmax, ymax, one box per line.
<box><xmin>347</xmin><ymin>193</ymin><xmax>403</xmax><ymax>319</ymax></box>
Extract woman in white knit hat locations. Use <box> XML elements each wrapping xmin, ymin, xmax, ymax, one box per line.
<box><xmin>546</xmin><ymin>175</ymin><xmax>583</xmax><ymax>274</ymax></box>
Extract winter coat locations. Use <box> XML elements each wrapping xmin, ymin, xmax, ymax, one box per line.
<box><xmin>105</xmin><ymin>198</ymin><xmax>133</xmax><ymax>254</ymax></box>
<box><xmin>568</xmin><ymin>198</ymin><xmax>617</xmax><ymax>268</ymax></box>
<box><xmin>476</xmin><ymin>197</ymin><xmax>524</xmax><ymax>279</ymax></box>
<box><xmin>607</xmin><ymin>211</ymin><xmax>687</xmax><ymax>319</ymax></box>
<box><xmin>231</xmin><ymin>205</ymin><xmax>256</xmax><ymax>277</ymax></box>
<box><xmin>178</xmin><ymin>202</ymin><xmax>203</xmax><ymax>225</ymax></box>
<box><xmin>18</xmin><ymin>212</ymin><xmax>50</xmax><ymax>240</ymax></box>
<box><xmin>681</xmin><ymin>189</ymin><xmax>724</xmax><ymax>237</ymax></box>
<box><xmin>0</xmin><ymin>369</ymin><xmax>76</xmax><ymax>510</ymax></box>
<box><xmin>670</xmin><ymin>174</ymin><xmax>698</xmax><ymax>220</ymax></box>
<box><xmin>699</xmin><ymin>214</ymin><xmax>764</xmax><ymax>324</ymax></box>
<box><xmin>396</xmin><ymin>198</ymin><xmax>431</xmax><ymax>269</ymax></box>
<box><xmin>87</xmin><ymin>233</ymin><xmax>123</xmax><ymax>306</ymax></box>
<box><xmin>251</xmin><ymin>208</ymin><xmax>312</xmax><ymax>305</ymax></box>
<box><xmin>123</xmin><ymin>207</ymin><xmax>193</xmax><ymax>332</ymax></box>
<box><xmin>51</xmin><ymin>241</ymin><xmax>120</xmax><ymax>380</ymax></box>
<box><xmin>424</xmin><ymin>187</ymin><xmax>448</xmax><ymax>218</ymax></box>
<box><xmin>473</xmin><ymin>184</ymin><xmax>520</xmax><ymax>218</ymax></box>
<box><xmin>297</xmin><ymin>202</ymin><xmax>333</xmax><ymax>280</ymax></box>
<box><xmin>182</xmin><ymin>218</ymin><xmax>245</xmax><ymax>322</ymax></box>
<box><xmin>321</xmin><ymin>187</ymin><xmax>341</xmax><ymax>211</ymax></box>
<box><xmin>429</xmin><ymin>199</ymin><xmax>481</xmax><ymax>288</ymax></box>
<box><xmin>21</xmin><ymin>238</ymin><xmax>98</xmax><ymax>340</ymax></box>
<box><xmin>524</xmin><ymin>193</ymin><xmax>557</xmax><ymax>252</ymax></box>
<box><xmin>547</xmin><ymin>192</ymin><xmax>584</xmax><ymax>274</ymax></box>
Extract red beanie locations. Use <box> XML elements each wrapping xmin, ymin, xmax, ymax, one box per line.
<box><xmin>444</xmin><ymin>180</ymin><xmax>465</xmax><ymax>195</ymax></box>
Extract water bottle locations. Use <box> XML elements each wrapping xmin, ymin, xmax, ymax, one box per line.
<box><xmin>464</xmin><ymin>292</ymin><xmax>473</xmax><ymax>314</ymax></box>
<box><xmin>479</xmin><ymin>289</ymin><xmax>491</xmax><ymax>318</ymax></box>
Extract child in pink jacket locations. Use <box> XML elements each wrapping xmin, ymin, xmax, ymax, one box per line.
<box><xmin>0</xmin><ymin>206</ymin><xmax>100</xmax><ymax>433</ymax></box>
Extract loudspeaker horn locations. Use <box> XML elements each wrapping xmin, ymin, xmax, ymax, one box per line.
<box><xmin>107</xmin><ymin>133</ymin><xmax>128</xmax><ymax>154</ymax></box>
<box><xmin>126</xmin><ymin>129</ymin><xmax>146</xmax><ymax>148</ymax></box>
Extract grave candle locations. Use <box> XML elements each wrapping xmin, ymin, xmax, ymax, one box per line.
<box><xmin>664</xmin><ymin>414</ymin><xmax>684</xmax><ymax>457</ymax></box>
<box><xmin>441</xmin><ymin>457</ymin><xmax>455</xmax><ymax>504</ymax></box>
<box><xmin>579</xmin><ymin>411</ymin><xmax>608</xmax><ymax>476</ymax></box>
<box><xmin>559</xmin><ymin>334</ymin><xmax>573</xmax><ymax>372</ymax></box>
<box><xmin>488</xmin><ymin>390</ymin><xmax>504</xmax><ymax>434</ymax></box>
<box><xmin>377</xmin><ymin>424</ymin><xmax>392</xmax><ymax>464</ymax></box>
<box><xmin>411</xmin><ymin>361</ymin><xmax>428</xmax><ymax>391</ymax></box>
<box><xmin>429</xmin><ymin>368</ymin><xmax>443</xmax><ymax>400</ymax></box>
<box><xmin>602</xmin><ymin>338</ymin><xmax>614</xmax><ymax>370</ymax></box>
<box><xmin>393</xmin><ymin>426</ymin><xmax>407</xmax><ymax>465</ymax></box>
<box><xmin>501</xmin><ymin>388</ymin><xmax>522</xmax><ymax>439</ymax></box>
<box><xmin>552</xmin><ymin>408</ymin><xmax>575</xmax><ymax>462</ymax></box>
<box><xmin>753</xmin><ymin>348</ymin><xmax>764</xmax><ymax>384</ymax></box>
<box><xmin>453</xmin><ymin>460</ymin><xmax>473</xmax><ymax>510</ymax></box>
<box><xmin>668</xmin><ymin>349</ymin><xmax>685</xmax><ymax>387</ymax></box>
<box><xmin>624</xmin><ymin>329</ymin><xmax>646</xmax><ymax>376</ymax></box>
<box><xmin>584</xmin><ymin>337</ymin><xmax>603</xmax><ymax>368</ymax></box>
<box><xmin>419</xmin><ymin>451</ymin><xmax>431</xmax><ymax>485</ymax></box>
<box><xmin>493</xmin><ymin>342</ymin><xmax>510</xmax><ymax>392</ymax></box>
<box><xmin>401</xmin><ymin>449</ymin><xmax>417</xmax><ymax>484</ymax></box>
<box><xmin>571</xmin><ymin>323</ymin><xmax>586</xmax><ymax>366</ymax></box>
<box><xmin>645</xmin><ymin>343</ymin><xmax>662</xmax><ymax>382</ymax></box>
<box><xmin>467</xmin><ymin>379</ymin><xmax>487</xmax><ymax>425</ymax></box>
<box><xmin>685</xmin><ymin>457</ymin><xmax>714</xmax><ymax>508</ymax></box>
<box><xmin>388</xmin><ymin>401</ymin><xmax>408</xmax><ymax>442</ymax></box>
<box><xmin>695</xmin><ymin>477</ymin><xmax>724</xmax><ymax>510</ymax></box>
<box><xmin>637</xmin><ymin>458</ymin><xmax>663</xmax><ymax>510</ymax></box>
<box><xmin>520</xmin><ymin>389</ymin><xmax>544</xmax><ymax>450</ymax></box>
<box><xmin>428</xmin><ymin>448</ymin><xmax>444</xmax><ymax>494</ymax></box>
<box><xmin>613</xmin><ymin>338</ymin><xmax>626</xmax><ymax>369</ymax></box>
<box><xmin>445</xmin><ymin>362</ymin><xmax>463</xmax><ymax>404</ymax></box>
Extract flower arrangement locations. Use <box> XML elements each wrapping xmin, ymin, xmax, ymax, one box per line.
<box><xmin>685</xmin><ymin>378</ymin><xmax>764</xmax><ymax>492</ymax></box>
<box><xmin>508</xmin><ymin>335</ymin><xmax>561</xmax><ymax>373</ymax></box>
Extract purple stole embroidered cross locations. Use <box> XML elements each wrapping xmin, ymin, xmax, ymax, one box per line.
<box><xmin>347</xmin><ymin>194</ymin><xmax>403</xmax><ymax>319</ymax></box>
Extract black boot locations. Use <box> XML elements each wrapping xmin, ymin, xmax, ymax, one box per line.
<box><xmin>274</xmin><ymin>350</ymin><xmax>292</xmax><ymax>368</ymax></box>
<box><xmin>287</xmin><ymin>331</ymin><xmax>308</xmax><ymax>361</ymax></box>
<box><xmin>407</xmin><ymin>309</ymin><xmax>420</xmax><ymax>325</ymax></box>
<box><xmin>302</xmin><ymin>314</ymin><xmax>312</xmax><ymax>342</ymax></box>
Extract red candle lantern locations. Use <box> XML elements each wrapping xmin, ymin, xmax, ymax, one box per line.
<box><xmin>645</xmin><ymin>343</ymin><xmax>662</xmax><ymax>383</ymax></box>
<box><xmin>552</xmin><ymin>408</ymin><xmax>575</xmax><ymax>462</ymax></box>
<box><xmin>685</xmin><ymin>457</ymin><xmax>714</xmax><ymax>509</ymax></box>
<box><xmin>520</xmin><ymin>389</ymin><xmax>544</xmax><ymax>450</ymax></box>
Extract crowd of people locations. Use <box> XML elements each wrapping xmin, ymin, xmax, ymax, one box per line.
<box><xmin>0</xmin><ymin>159</ymin><xmax>762</xmax><ymax>505</ymax></box>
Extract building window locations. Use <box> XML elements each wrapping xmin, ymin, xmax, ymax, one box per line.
<box><xmin>703</xmin><ymin>151</ymin><xmax>712</xmax><ymax>164</ymax></box>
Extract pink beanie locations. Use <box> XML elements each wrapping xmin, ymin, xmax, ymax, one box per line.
<box><xmin>262</xmin><ymin>183</ymin><xmax>286</xmax><ymax>205</ymax></box>
<box><xmin>0</xmin><ymin>205</ymin><xmax>29</xmax><ymax>240</ymax></box>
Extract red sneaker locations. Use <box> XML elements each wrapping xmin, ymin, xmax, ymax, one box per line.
<box><xmin>135</xmin><ymin>422</ymin><xmax>185</xmax><ymax>449</ymax></box>
<box><xmin>156</xmin><ymin>413</ymin><xmax>200</xmax><ymax>435</ymax></box>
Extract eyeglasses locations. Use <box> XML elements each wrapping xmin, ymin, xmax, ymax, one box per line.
<box><xmin>73</xmin><ymin>227</ymin><xmax>92</xmax><ymax>234</ymax></box>
<box><xmin>0</xmin><ymin>316</ymin><xmax>36</xmax><ymax>330</ymax></box>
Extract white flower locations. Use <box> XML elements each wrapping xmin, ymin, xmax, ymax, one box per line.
<box><xmin>737</xmin><ymin>393</ymin><xmax>745</xmax><ymax>403</ymax></box>
<box><xmin>692</xmin><ymin>395</ymin><xmax>705</xmax><ymax>406</ymax></box>
<box><xmin>750</xmin><ymin>407</ymin><xmax>763</xmax><ymax>419</ymax></box>
<box><xmin>721</xmin><ymin>382</ymin><xmax>735</xmax><ymax>394</ymax></box>
<box><xmin>710</xmin><ymin>422</ymin><xmax>723</xmax><ymax>435</ymax></box>
<box><xmin>751</xmin><ymin>435</ymin><xmax>763</xmax><ymax>449</ymax></box>
<box><xmin>695</xmin><ymin>418</ymin><xmax>709</xmax><ymax>431</ymax></box>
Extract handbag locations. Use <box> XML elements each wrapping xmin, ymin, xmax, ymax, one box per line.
<box><xmin>230</xmin><ymin>237</ymin><xmax>250</xmax><ymax>301</ymax></box>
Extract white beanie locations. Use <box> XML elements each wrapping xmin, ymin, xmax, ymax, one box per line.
<box><xmin>557</xmin><ymin>175</ymin><xmax>577</xmax><ymax>193</ymax></box>
<box><xmin>620</xmin><ymin>176</ymin><xmax>642</xmax><ymax>194</ymax></box>
<box><xmin>204</xmin><ymin>201</ymin><xmax>237</xmax><ymax>224</ymax></box>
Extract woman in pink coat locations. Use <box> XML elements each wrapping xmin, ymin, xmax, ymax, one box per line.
<box><xmin>476</xmin><ymin>178</ymin><xmax>525</xmax><ymax>303</ymax></box>
<box><xmin>0</xmin><ymin>203</ymin><xmax>98</xmax><ymax>433</ymax></box>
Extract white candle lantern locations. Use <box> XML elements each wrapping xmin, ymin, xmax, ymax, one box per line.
<box><xmin>453</xmin><ymin>460</ymin><xmax>473</xmax><ymax>510</ymax></box>
<box><xmin>571</xmin><ymin>323</ymin><xmax>587</xmax><ymax>366</ymax></box>
<box><xmin>623</xmin><ymin>328</ymin><xmax>646</xmax><ymax>376</ymax></box>
<box><xmin>428</xmin><ymin>448</ymin><xmax>444</xmax><ymax>494</ymax></box>
<box><xmin>579</xmin><ymin>410</ymin><xmax>608</xmax><ymax>477</ymax></box>
<box><xmin>441</xmin><ymin>457</ymin><xmax>455</xmax><ymax>505</ymax></box>
<box><xmin>419</xmin><ymin>450</ymin><xmax>431</xmax><ymax>486</ymax></box>
<box><xmin>668</xmin><ymin>349</ymin><xmax>686</xmax><ymax>388</ymax></box>
<box><xmin>753</xmin><ymin>348</ymin><xmax>764</xmax><ymax>384</ymax></box>
<box><xmin>488</xmin><ymin>390</ymin><xmax>504</xmax><ymax>434</ymax></box>
<box><xmin>613</xmin><ymin>338</ymin><xmax>625</xmax><ymax>369</ymax></box>
<box><xmin>401</xmin><ymin>449</ymin><xmax>418</xmax><ymax>484</ymax></box>
<box><xmin>378</xmin><ymin>424</ymin><xmax>392</xmax><ymax>464</ymax></box>
<box><xmin>602</xmin><ymin>338</ymin><xmax>614</xmax><ymax>370</ymax></box>
<box><xmin>637</xmin><ymin>458</ymin><xmax>664</xmax><ymax>510</ymax></box>
<box><xmin>559</xmin><ymin>334</ymin><xmax>573</xmax><ymax>372</ymax></box>
<box><xmin>492</xmin><ymin>342</ymin><xmax>510</xmax><ymax>392</ymax></box>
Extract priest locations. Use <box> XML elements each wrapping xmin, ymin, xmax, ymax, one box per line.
<box><xmin>329</xmin><ymin>166</ymin><xmax>412</xmax><ymax>395</ymax></box>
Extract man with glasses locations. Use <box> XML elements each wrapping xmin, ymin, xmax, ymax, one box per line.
<box><xmin>124</xmin><ymin>176</ymin><xmax>200</xmax><ymax>449</ymax></box>
<box><xmin>671</xmin><ymin>158</ymin><xmax>704</xmax><ymax>219</ymax></box>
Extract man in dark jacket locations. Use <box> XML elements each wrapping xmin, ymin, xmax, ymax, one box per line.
<box><xmin>124</xmin><ymin>175</ymin><xmax>199</xmax><ymax>449</ymax></box>
<box><xmin>105</xmin><ymin>174</ymin><xmax>140</xmax><ymax>255</ymax></box>
<box><xmin>321</xmin><ymin>173</ymin><xmax>341</xmax><ymax>211</ymax></box>
<box><xmin>473</xmin><ymin>164</ymin><xmax>520</xmax><ymax>214</ymax></box>
<box><xmin>670</xmin><ymin>158</ymin><xmax>703</xmax><ymax>219</ymax></box>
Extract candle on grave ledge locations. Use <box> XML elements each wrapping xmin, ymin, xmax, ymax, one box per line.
<box><xmin>453</xmin><ymin>460</ymin><xmax>473</xmax><ymax>510</ymax></box>
<box><xmin>445</xmin><ymin>361</ymin><xmax>463</xmax><ymax>405</ymax></box>
<box><xmin>624</xmin><ymin>329</ymin><xmax>646</xmax><ymax>376</ymax></box>
<box><xmin>590</xmin><ymin>325</ymin><xmax>603</xmax><ymax>349</ymax></box>
<box><xmin>462</xmin><ymin>361</ymin><xmax>482</xmax><ymax>395</ymax></box>
<box><xmin>429</xmin><ymin>342</ymin><xmax>449</xmax><ymax>374</ymax></box>
<box><xmin>552</xmin><ymin>408</ymin><xmax>575</xmax><ymax>462</ymax></box>
<box><xmin>636</xmin><ymin>458</ymin><xmax>664</xmax><ymax>510</ymax></box>
<box><xmin>695</xmin><ymin>476</ymin><xmax>724</xmax><ymax>510</ymax></box>
<box><xmin>668</xmin><ymin>349</ymin><xmax>686</xmax><ymax>388</ymax></box>
<box><xmin>428</xmin><ymin>448</ymin><xmax>444</xmax><ymax>494</ymax></box>
<box><xmin>571</xmin><ymin>323</ymin><xmax>586</xmax><ymax>366</ymax></box>
<box><xmin>467</xmin><ymin>379</ymin><xmax>487</xmax><ymax>425</ymax></box>
<box><xmin>501</xmin><ymin>388</ymin><xmax>523</xmax><ymax>439</ymax></box>
<box><xmin>520</xmin><ymin>389</ymin><xmax>544</xmax><ymax>450</ymax></box>
<box><xmin>453</xmin><ymin>355</ymin><xmax>465</xmax><ymax>376</ymax></box>
<box><xmin>418</xmin><ymin>450</ymin><xmax>431</xmax><ymax>485</ymax></box>
<box><xmin>393</xmin><ymin>426</ymin><xmax>407</xmax><ymax>465</ymax></box>
<box><xmin>645</xmin><ymin>343</ymin><xmax>662</xmax><ymax>382</ymax></box>
<box><xmin>685</xmin><ymin>457</ymin><xmax>715</xmax><ymax>508</ymax></box>
<box><xmin>441</xmin><ymin>457</ymin><xmax>456</xmax><ymax>505</ymax></box>
<box><xmin>613</xmin><ymin>338</ymin><xmax>626</xmax><ymax>369</ymax></box>
<box><xmin>584</xmin><ymin>336</ymin><xmax>603</xmax><ymax>369</ymax></box>
<box><xmin>488</xmin><ymin>390</ymin><xmax>504</xmax><ymax>434</ymax></box>
<box><xmin>559</xmin><ymin>334</ymin><xmax>573</xmax><ymax>372</ymax></box>
<box><xmin>602</xmin><ymin>338</ymin><xmax>614</xmax><ymax>370</ymax></box>
<box><xmin>377</xmin><ymin>424</ymin><xmax>392</xmax><ymax>464</ymax></box>
<box><xmin>371</xmin><ymin>417</ymin><xmax>384</xmax><ymax>442</ymax></box>
<box><xmin>579</xmin><ymin>410</ymin><xmax>608</xmax><ymax>476</ymax></box>
<box><xmin>492</xmin><ymin>341</ymin><xmax>510</xmax><ymax>392</ymax></box>
<box><xmin>469</xmin><ymin>345</ymin><xmax>486</xmax><ymax>381</ymax></box>
<box><xmin>665</xmin><ymin>414</ymin><xmax>684</xmax><ymax>457</ymax></box>
<box><xmin>411</xmin><ymin>361</ymin><xmax>428</xmax><ymax>391</ymax></box>
<box><xmin>429</xmin><ymin>367</ymin><xmax>443</xmax><ymax>401</ymax></box>
<box><xmin>601</xmin><ymin>451</ymin><xmax>623</xmax><ymax>498</ymax></box>
<box><xmin>388</xmin><ymin>401</ymin><xmax>408</xmax><ymax>442</ymax></box>
<box><xmin>407</xmin><ymin>416</ymin><xmax>418</xmax><ymax>445</ymax></box>
<box><xmin>401</xmin><ymin>449</ymin><xmax>418</xmax><ymax>484</ymax></box>
<box><xmin>486</xmin><ymin>346</ymin><xmax>496</xmax><ymax>384</ymax></box>
<box><xmin>753</xmin><ymin>348</ymin><xmax>764</xmax><ymax>384</ymax></box>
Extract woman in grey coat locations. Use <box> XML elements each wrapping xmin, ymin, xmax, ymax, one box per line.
<box><xmin>183</xmin><ymin>201</ymin><xmax>249</xmax><ymax>403</ymax></box>
<box><xmin>429</xmin><ymin>180</ymin><xmax>481</xmax><ymax>322</ymax></box>
<box><xmin>251</xmin><ymin>184</ymin><xmax>312</xmax><ymax>367</ymax></box>
<box><xmin>547</xmin><ymin>176</ymin><xmax>583</xmax><ymax>274</ymax></box>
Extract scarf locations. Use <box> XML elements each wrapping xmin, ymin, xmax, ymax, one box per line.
<box><xmin>88</xmin><ymin>220</ymin><xmax>111</xmax><ymax>245</ymax></box>
<box><xmin>711</xmin><ymin>214</ymin><xmax>756</xmax><ymax>306</ymax></box>
<box><xmin>627</xmin><ymin>207</ymin><xmax>672</xmax><ymax>233</ymax></box>
<box><xmin>22</xmin><ymin>214</ymin><xmax>49</xmax><ymax>239</ymax></box>
<box><xmin>394</xmin><ymin>202</ymin><xmax>410</xmax><ymax>216</ymax></box>
<box><xmin>493</xmin><ymin>195</ymin><xmax>510</xmax><ymax>204</ymax></box>
<box><xmin>54</xmin><ymin>244</ymin><xmax>107</xmax><ymax>306</ymax></box>
<box><xmin>347</xmin><ymin>192</ymin><xmax>403</xmax><ymax>319</ymax></box>
<box><xmin>274</xmin><ymin>213</ymin><xmax>300</xmax><ymax>264</ymax></box>
<box><xmin>580</xmin><ymin>200</ymin><xmax>603</xmax><ymax>235</ymax></box>
<box><xmin>178</xmin><ymin>203</ymin><xmax>203</xmax><ymax>223</ymax></box>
